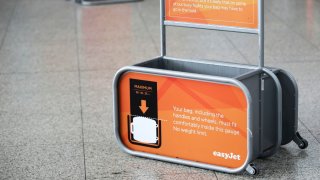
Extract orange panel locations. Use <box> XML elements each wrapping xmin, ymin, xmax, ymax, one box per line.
<box><xmin>118</xmin><ymin>72</ymin><xmax>248</xmax><ymax>169</ymax></box>
<box><xmin>166</xmin><ymin>0</ymin><xmax>258</xmax><ymax>29</ymax></box>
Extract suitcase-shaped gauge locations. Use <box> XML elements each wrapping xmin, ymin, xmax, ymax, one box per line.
<box><xmin>113</xmin><ymin>0</ymin><xmax>308</xmax><ymax>175</ymax></box>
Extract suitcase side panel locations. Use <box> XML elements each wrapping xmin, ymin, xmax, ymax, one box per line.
<box><xmin>275</xmin><ymin>70</ymin><xmax>298</xmax><ymax>145</ymax></box>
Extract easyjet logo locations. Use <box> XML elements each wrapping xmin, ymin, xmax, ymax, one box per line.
<box><xmin>212</xmin><ymin>151</ymin><xmax>241</xmax><ymax>161</ymax></box>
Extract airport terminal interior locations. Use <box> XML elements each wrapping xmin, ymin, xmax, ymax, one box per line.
<box><xmin>0</xmin><ymin>0</ymin><xmax>320</xmax><ymax>179</ymax></box>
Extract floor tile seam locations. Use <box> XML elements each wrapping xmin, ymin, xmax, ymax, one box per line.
<box><xmin>135</xmin><ymin>2</ymin><xmax>160</xmax><ymax>54</ymax></box>
<box><xmin>0</xmin><ymin>110</ymin><xmax>83</xmax><ymax>116</ymax></box>
<box><xmin>79</xmin><ymin>67</ymin><xmax>121</xmax><ymax>71</ymax></box>
<box><xmin>221</xmin><ymin>29</ymin><xmax>280</xmax><ymax>65</ymax></box>
<box><xmin>262</xmin><ymin>59</ymin><xmax>320</xmax><ymax>65</ymax></box>
<box><xmin>77</xmin><ymin>57</ymin><xmax>320</xmax><ymax>70</ymax></box>
<box><xmin>265</xmin><ymin>7</ymin><xmax>320</xmax><ymax>52</ymax></box>
<box><xmin>213</xmin><ymin>170</ymin><xmax>219</xmax><ymax>180</ymax></box>
<box><xmin>221</xmin><ymin>33</ymin><xmax>253</xmax><ymax>65</ymax></box>
<box><xmin>77</xmin><ymin>33</ymin><xmax>152</xmax><ymax>42</ymax></box>
<box><xmin>267</xmin><ymin>59</ymin><xmax>320</xmax><ymax>64</ymax></box>
<box><xmin>0</xmin><ymin>141</ymin><xmax>84</xmax><ymax>148</ymax></box>
<box><xmin>74</xmin><ymin>4</ymin><xmax>87</xmax><ymax>180</ymax></box>
<box><xmin>0</xmin><ymin>70</ymin><xmax>79</xmax><ymax>75</ymax></box>
<box><xmin>0</xmin><ymin>89</ymin><xmax>82</xmax><ymax>95</ymax></box>
<box><xmin>0</xmin><ymin>0</ymin><xmax>18</xmax><ymax>51</ymax></box>
<box><xmin>299</xmin><ymin>119</ymin><xmax>320</xmax><ymax>144</ymax></box>
<box><xmin>82</xmin><ymin>140</ymin><xmax>112</xmax><ymax>144</ymax></box>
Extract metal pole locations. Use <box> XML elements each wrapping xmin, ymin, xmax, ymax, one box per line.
<box><xmin>258</xmin><ymin>0</ymin><xmax>264</xmax><ymax>68</ymax></box>
<box><xmin>160</xmin><ymin>0</ymin><xmax>166</xmax><ymax>56</ymax></box>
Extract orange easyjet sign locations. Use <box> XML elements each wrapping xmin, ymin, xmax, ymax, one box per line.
<box><xmin>118</xmin><ymin>72</ymin><xmax>249</xmax><ymax>169</ymax></box>
<box><xmin>166</xmin><ymin>0</ymin><xmax>258</xmax><ymax>29</ymax></box>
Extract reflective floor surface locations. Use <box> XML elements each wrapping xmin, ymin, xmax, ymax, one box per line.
<box><xmin>0</xmin><ymin>0</ymin><xmax>320</xmax><ymax>179</ymax></box>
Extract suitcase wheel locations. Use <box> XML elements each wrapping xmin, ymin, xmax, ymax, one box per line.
<box><xmin>246</xmin><ymin>163</ymin><xmax>259</xmax><ymax>175</ymax></box>
<box><xmin>293</xmin><ymin>132</ymin><xmax>309</xmax><ymax>149</ymax></box>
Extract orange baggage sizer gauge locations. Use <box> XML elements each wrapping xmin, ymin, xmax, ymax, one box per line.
<box><xmin>113</xmin><ymin>0</ymin><xmax>308</xmax><ymax>175</ymax></box>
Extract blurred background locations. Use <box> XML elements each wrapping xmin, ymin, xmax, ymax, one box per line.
<box><xmin>0</xmin><ymin>0</ymin><xmax>319</xmax><ymax>179</ymax></box>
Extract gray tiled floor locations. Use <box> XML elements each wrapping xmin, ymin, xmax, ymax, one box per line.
<box><xmin>0</xmin><ymin>0</ymin><xmax>319</xmax><ymax>179</ymax></box>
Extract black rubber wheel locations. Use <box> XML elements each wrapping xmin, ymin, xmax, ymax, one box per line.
<box><xmin>249</xmin><ymin>163</ymin><xmax>259</xmax><ymax>175</ymax></box>
<box><xmin>298</xmin><ymin>139</ymin><xmax>309</xmax><ymax>149</ymax></box>
<box><xmin>294</xmin><ymin>132</ymin><xmax>309</xmax><ymax>150</ymax></box>
<box><xmin>251</xmin><ymin>167</ymin><xmax>258</xmax><ymax>175</ymax></box>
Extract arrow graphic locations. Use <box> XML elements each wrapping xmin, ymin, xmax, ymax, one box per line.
<box><xmin>139</xmin><ymin>100</ymin><xmax>149</xmax><ymax>114</ymax></box>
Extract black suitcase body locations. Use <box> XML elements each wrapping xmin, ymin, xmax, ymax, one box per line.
<box><xmin>275</xmin><ymin>70</ymin><xmax>308</xmax><ymax>148</ymax></box>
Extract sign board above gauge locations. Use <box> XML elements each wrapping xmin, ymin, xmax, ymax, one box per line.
<box><xmin>165</xmin><ymin>0</ymin><xmax>259</xmax><ymax>31</ymax></box>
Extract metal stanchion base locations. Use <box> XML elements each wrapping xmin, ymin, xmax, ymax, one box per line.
<box><xmin>78</xmin><ymin>0</ymin><xmax>141</xmax><ymax>5</ymax></box>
